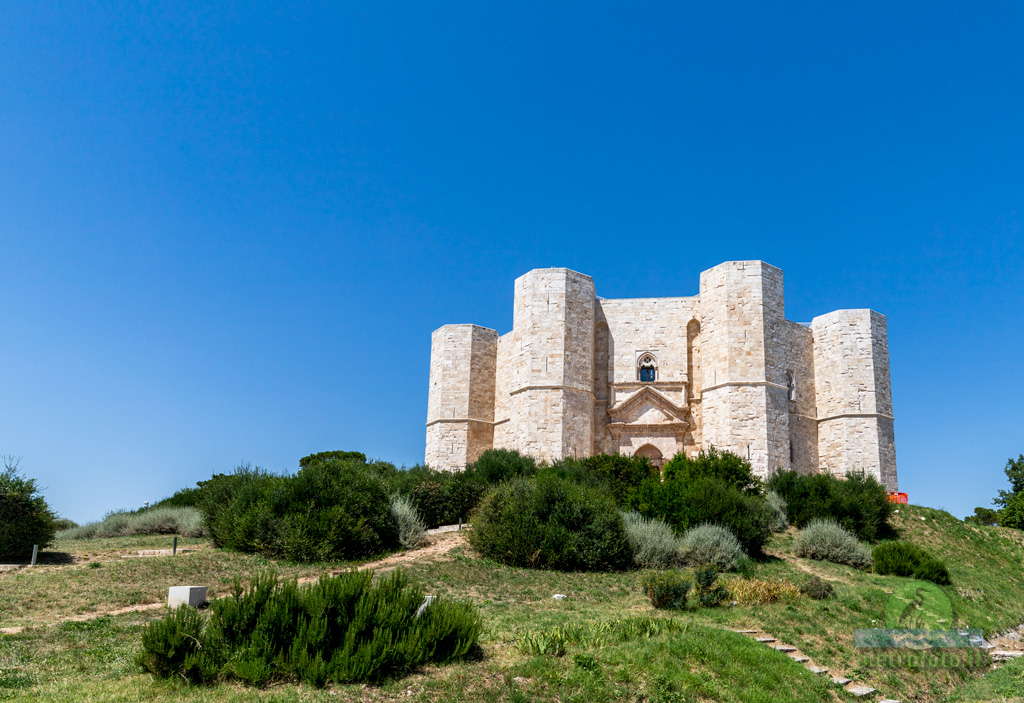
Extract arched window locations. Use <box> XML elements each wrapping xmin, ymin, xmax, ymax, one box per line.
<box><xmin>786</xmin><ymin>371</ymin><xmax>796</xmax><ymax>401</ymax></box>
<box><xmin>634</xmin><ymin>444</ymin><xmax>664</xmax><ymax>468</ymax></box>
<box><xmin>638</xmin><ymin>353</ymin><xmax>657</xmax><ymax>383</ymax></box>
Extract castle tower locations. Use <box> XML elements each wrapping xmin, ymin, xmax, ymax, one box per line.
<box><xmin>811</xmin><ymin>310</ymin><xmax>897</xmax><ymax>489</ymax></box>
<box><xmin>697</xmin><ymin>260</ymin><xmax>791</xmax><ymax>477</ymax></box>
<box><xmin>505</xmin><ymin>268</ymin><xmax>595</xmax><ymax>462</ymax></box>
<box><xmin>424</xmin><ymin>324</ymin><xmax>498</xmax><ymax>470</ymax></box>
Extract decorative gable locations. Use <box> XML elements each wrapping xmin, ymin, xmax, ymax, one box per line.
<box><xmin>606</xmin><ymin>387</ymin><xmax>690</xmax><ymax>437</ymax></box>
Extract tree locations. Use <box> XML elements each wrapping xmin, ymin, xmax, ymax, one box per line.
<box><xmin>0</xmin><ymin>456</ymin><xmax>57</xmax><ymax>560</ymax></box>
<box><xmin>995</xmin><ymin>454</ymin><xmax>1024</xmax><ymax>507</ymax></box>
<box><xmin>999</xmin><ymin>492</ymin><xmax>1024</xmax><ymax>530</ymax></box>
<box><xmin>964</xmin><ymin>506</ymin><xmax>1001</xmax><ymax>526</ymax></box>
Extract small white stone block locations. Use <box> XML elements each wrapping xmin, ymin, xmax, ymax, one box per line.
<box><xmin>168</xmin><ymin>585</ymin><xmax>207</xmax><ymax>608</ymax></box>
<box><xmin>552</xmin><ymin>593</ymin><xmax>567</xmax><ymax>600</ymax></box>
<box><xmin>847</xmin><ymin>685</ymin><xmax>877</xmax><ymax>697</ymax></box>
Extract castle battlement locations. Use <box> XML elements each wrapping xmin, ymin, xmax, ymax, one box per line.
<box><xmin>425</xmin><ymin>261</ymin><xmax>897</xmax><ymax>490</ymax></box>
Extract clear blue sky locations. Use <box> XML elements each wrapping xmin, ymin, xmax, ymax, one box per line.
<box><xmin>2</xmin><ymin>2</ymin><xmax>1021</xmax><ymax>523</ymax></box>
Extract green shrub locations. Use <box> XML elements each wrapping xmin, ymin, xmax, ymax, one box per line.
<box><xmin>138</xmin><ymin>570</ymin><xmax>480</xmax><ymax>686</ymax></box>
<box><xmin>964</xmin><ymin>506</ymin><xmax>1000</xmax><ymax>526</ymax></box>
<box><xmin>464</xmin><ymin>449</ymin><xmax>537</xmax><ymax>484</ymax></box>
<box><xmin>621</xmin><ymin>511</ymin><xmax>680</xmax><ymax>568</ymax></box>
<box><xmin>468</xmin><ymin>476</ymin><xmax>633</xmax><ymax>571</ymax></box>
<box><xmin>641</xmin><ymin>570</ymin><xmax>692</xmax><ymax>609</ymax></box>
<box><xmin>662</xmin><ymin>447</ymin><xmax>762</xmax><ymax>495</ymax></box>
<box><xmin>0</xmin><ymin>462</ymin><xmax>56</xmax><ymax>560</ymax></box>
<box><xmin>765</xmin><ymin>490</ymin><xmax>788</xmax><ymax>532</ymax></box>
<box><xmin>799</xmin><ymin>575</ymin><xmax>835</xmax><ymax>600</ymax></box>
<box><xmin>390</xmin><ymin>495</ymin><xmax>426</xmax><ymax>549</ymax></box>
<box><xmin>677</xmin><ymin>524</ymin><xmax>746</xmax><ymax>571</ymax></box>
<box><xmin>633</xmin><ymin>476</ymin><xmax>773</xmax><ymax>555</ymax></box>
<box><xmin>397</xmin><ymin>467</ymin><xmax>485</xmax><ymax>528</ymax></box>
<box><xmin>541</xmin><ymin>454</ymin><xmax>656</xmax><ymax>507</ymax></box>
<box><xmin>52</xmin><ymin>517</ymin><xmax>78</xmax><ymax>531</ymax></box>
<box><xmin>793</xmin><ymin>519</ymin><xmax>872</xmax><ymax>568</ymax></box>
<box><xmin>299</xmin><ymin>450</ymin><xmax>367</xmax><ymax>468</ymax></box>
<box><xmin>149</xmin><ymin>487</ymin><xmax>203</xmax><ymax>510</ymax></box>
<box><xmin>59</xmin><ymin>507</ymin><xmax>206</xmax><ymax>539</ymax></box>
<box><xmin>766</xmin><ymin>471</ymin><xmax>893</xmax><ymax>541</ymax></box>
<box><xmin>694</xmin><ymin>566</ymin><xmax>729</xmax><ymax>607</ymax></box>
<box><xmin>872</xmin><ymin>541</ymin><xmax>952</xmax><ymax>585</ymax></box>
<box><xmin>198</xmin><ymin>459</ymin><xmax>399</xmax><ymax>562</ymax></box>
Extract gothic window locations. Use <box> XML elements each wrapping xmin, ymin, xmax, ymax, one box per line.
<box><xmin>638</xmin><ymin>353</ymin><xmax>657</xmax><ymax>383</ymax></box>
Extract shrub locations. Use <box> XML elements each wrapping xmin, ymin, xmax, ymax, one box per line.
<box><xmin>766</xmin><ymin>471</ymin><xmax>893</xmax><ymax>541</ymax></box>
<box><xmin>542</xmin><ymin>454</ymin><xmax>656</xmax><ymax>507</ymax></box>
<box><xmin>793</xmin><ymin>519</ymin><xmax>872</xmax><ymax>568</ymax></box>
<box><xmin>464</xmin><ymin>449</ymin><xmax>537</xmax><ymax>484</ymax></box>
<box><xmin>694</xmin><ymin>566</ymin><xmax>729</xmax><ymax>607</ymax></box>
<box><xmin>964</xmin><ymin>506</ymin><xmax>1001</xmax><ymax>526</ymax></box>
<box><xmin>726</xmin><ymin>577</ymin><xmax>801</xmax><ymax>604</ymax></box>
<box><xmin>53</xmin><ymin>517</ymin><xmax>78</xmax><ymax>531</ymax></box>
<box><xmin>299</xmin><ymin>450</ymin><xmax>367</xmax><ymax>468</ymax></box>
<box><xmin>468</xmin><ymin>476</ymin><xmax>633</xmax><ymax>571</ymax></box>
<box><xmin>872</xmin><ymin>541</ymin><xmax>952</xmax><ymax>585</ymax></box>
<box><xmin>799</xmin><ymin>575</ymin><xmax>835</xmax><ymax>600</ymax></box>
<box><xmin>138</xmin><ymin>570</ymin><xmax>481</xmax><ymax>686</ymax></box>
<box><xmin>0</xmin><ymin>461</ymin><xmax>56</xmax><ymax>560</ymax></box>
<box><xmin>60</xmin><ymin>506</ymin><xmax>206</xmax><ymax>539</ymax></box>
<box><xmin>396</xmin><ymin>467</ymin><xmax>485</xmax><ymax>528</ymax></box>
<box><xmin>633</xmin><ymin>476</ymin><xmax>774</xmax><ymax>555</ymax></box>
<box><xmin>641</xmin><ymin>571</ymin><xmax>692</xmax><ymax>609</ymax></box>
<box><xmin>677</xmin><ymin>524</ymin><xmax>745</xmax><ymax>571</ymax></box>
<box><xmin>765</xmin><ymin>490</ymin><xmax>788</xmax><ymax>532</ymax></box>
<box><xmin>149</xmin><ymin>487</ymin><xmax>203</xmax><ymax>510</ymax></box>
<box><xmin>662</xmin><ymin>447</ymin><xmax>761</xmax><ymax>495</ymax></box>
<box><xmin>198</xmin><ymin>459</ymin><xmax>400</xmax><ymax>562</ymax></box>
<box><xmin>390</xmin><ymin>495</ymin><xmax>426</xmax><ymax>549</ymax></box>
<box><xmin>621</xmin><ymin>511</ymin><xmax>680</xmax><ymax>568</ymax></box>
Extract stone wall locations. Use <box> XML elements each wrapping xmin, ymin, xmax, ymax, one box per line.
<box><xmin>424</xmin><ymin>261</ymin><xmax>898</xmax><ymax>490</ymax></box>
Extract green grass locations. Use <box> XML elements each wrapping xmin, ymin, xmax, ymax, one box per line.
<box><xmin>1</xmin><ymin>504</ymin><xmax>1023</xmax><ymax>702</ymax></box>
<box><xmin>944</xmin><ymin>656</ymin><xmax>1024</xmax><ymax>702</ymax></box>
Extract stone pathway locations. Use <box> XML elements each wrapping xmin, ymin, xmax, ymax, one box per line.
<box><xmin>731</xmin><ymin>628</ymin><xmax>887</xmax><ymax>700</ymax></box>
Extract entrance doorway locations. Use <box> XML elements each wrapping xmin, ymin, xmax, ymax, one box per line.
<box><xmin>634</xmin><ymin>444</ymin><xmax>664</xmax><ymax>469</ymax></box>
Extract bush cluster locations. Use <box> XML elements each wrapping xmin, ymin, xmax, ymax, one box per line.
<box><xmin>793</xmin><ymin>519</ymin><xmax>873</xmax><ymax>568</ymax></box>
<box><xmin>199</xmin><ymin>458</ymin><xmax>400</xmax><ymax>562</ymax></box>
<box><xmin>872</xmin><ymin>541</ymin><xmax>952</xmax><ymax>585</ymax></box>
<box><xmin>694</xmin><ymin>566</ymin><xmax>729</xmax><ymax>607</ymax></box>
<box><xmin>633</xmin><ymin>475</ymin><xmax>773</xmax><ymax>556</ymax></box>
<box><xmin>662</xmin><ymin>447</ymin><xmax>762</xmax><ymax>495</ymax></box>
<box><xmin>59</xmin><ymin>506</ymin><xmax>206</xmax><ymax>539</ymax></box>
<box><xmin>642</xmin><ymin>571</ymin><xmax>692</xmax><ymax>609</ymax></box>
<box><xmin>766</xmin><ymin>471</ymin><xmax>893</xmax><ymax>541</ymax></box>
<box><xmin>677</xmin><ymin>523</ymin><xmax>745</xmax><ymax>572</ymax></box>
<box><xmin>540</xmin><ymin>454</ymin><xmax>656</xmax><ymax>507</ymax></box>
<box><xmin>468</xmin><ymin>475</ymin><xmax>633</xmax><ymax>571</ymax></box>
<box><xmin>622</xmin><ymin>512</ymin><xmax>679</xmax><ymax>569</ymax></box>
<box><xmin>799</xmin><ymin>575</ymin><xmax>835</xmax><ymax>600</ymax></box>
<box><xmin>0</xmin><ymin>463</ymin><xmax>56</xmax><ymax>560</ymax></box>
<box><xmin>390</xmin><ymin>495</ymin><xmax>426</xmax><ymax>550</ymax></box>
<box><xmin>138</xmin><ymin>570</ymin><xmax>480</xmax><ymax>686</ymax></box>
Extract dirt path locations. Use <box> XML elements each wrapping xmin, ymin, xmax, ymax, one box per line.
<box><xmin>0</xmin><ymin>530</ymin><xmax>469</xmax><ymax>636</ymax></box>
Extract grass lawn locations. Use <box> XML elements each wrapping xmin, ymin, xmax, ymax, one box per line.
<box><xmin>2</xmin><ymin>504</ymin><xmax>1023</xmax><ymax>702</ymax></box>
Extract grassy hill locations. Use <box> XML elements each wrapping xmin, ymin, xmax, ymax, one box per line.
<box><xmin>1</xmin><ymin>504</ymin><xmax>1023</xmax><ymax>702</ymax></box>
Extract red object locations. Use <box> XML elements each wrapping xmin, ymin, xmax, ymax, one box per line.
<box><xmin>887</xmin><ymin>492</ymin><xmax>909</xmax><ymax>504</ymax></box>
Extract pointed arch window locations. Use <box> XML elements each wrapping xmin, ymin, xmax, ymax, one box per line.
<box><xmin>638</xmin><ymin>353</ymin><xmax>657</xmax><ymax>383</ymax></box>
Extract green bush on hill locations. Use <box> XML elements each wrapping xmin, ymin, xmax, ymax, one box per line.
<box><xmin>633</xmin><ymin>475</ymin><xmax>773</xmax><ymax>555</ymax></box>
<box><xmin>766</xmin><ymin>470</ymin><xmax>893</xmax><ymax>541</ymax></box>
<box><xmin>138</xmin><ymin>570</ymin><xmax>481</xmax><ymax>686</ymax></box>
<box><xmin>469</xmin><ymin>475</ymin><xmax>633</xmax><ymax>571</ymax></box>
<box><xmin>539</xmin><ymin>454</ymin><xmax>656</xmax><ymax>507</ymax></box>
<box><xmin>199</xmin><ymin>457</ymin><xmax>399</xmax><ymax>562</ymax></box>
<box><xmin>0</xmin><ymin>460</ymin><xmax>56</xmax><ymax>560</ymax></box>
<box><xmin>872</xmin><ymin>540</ymin><xmax>952</xmax><ymax>585</ymax></box>
<box><xmin>792</xmin><ymin>519</ymin><xmax>872</xmax><ymax>568</ymax></box>
<box><xmin>662</xmin><ymin>447</ymin><xmax>762</xmax><ymax>495</ymax></box>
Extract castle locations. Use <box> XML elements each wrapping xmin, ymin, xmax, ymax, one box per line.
<box><xmin>425</xmin><ymin>260</ymin><xmax>897</xmax><ymax>490</ymax></box>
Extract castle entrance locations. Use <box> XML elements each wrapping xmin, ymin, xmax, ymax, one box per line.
<box><xmin>634</xmin><ymin>443</ymin><xmax>664</xmax><ymax>469</ymax></box>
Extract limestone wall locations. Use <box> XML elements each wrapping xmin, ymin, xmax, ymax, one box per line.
<box><xmin>782</xmin><ymin>320</ymin><xmax>819</xmax><ymax>474</ymax></box>
<box><xmin>504</xmin><ymin>268</ymin><xmax>595</xmax><ymax>462</ymax></box>
<box><xmin>811</xmin><ymin>309</ymin><xmax>897</xmax><ymax>489</ymax></box>
<box><xmin>424</xmin><ymin>324</ymin><xmax>498</xmax><ymax>470</ymax></box>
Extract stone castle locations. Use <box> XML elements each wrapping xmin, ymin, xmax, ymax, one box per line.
<box><xmin>425</xmin><ymin>260</ymin><xmax>897</xmax><ymax>489</ymax></box>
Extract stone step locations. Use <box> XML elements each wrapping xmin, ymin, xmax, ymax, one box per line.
<box><xmin>991</xmin><ymin>650</ymin><xmax>1024</xmax><ymax>658</ymax></box>
<box><xmin>846</xmin><ymin>684</ymin><xmax>877</xmax><ymax>697</ymax></box>
<box><xmin>789</xmin><ymin>654</ymin><xmax>809</xmax><ymax>663</ymax></box>
<box><xmin>772</xmin><ymin>644</ymin><xmax>797</xmax><ymax>652</ymax></box>
<box><xmin>831</xmin><ymin>676</ymin><xmax>851</xmax><ymax>686</ymax></box>
<box><xmin>755</xmin><ymin>636</ymin><xmax>776</xmax><ymax>643</ymax></box>
<box><xmin>879</xmin><ymin>699</ymin><xmax>902</xmax><ymax>703</ymax></box>
<box><xmin>733</xmin><ymin>629</ymin><xmax>758</xmax><ymax>634</ymax></box>
<box><xmin>806</xmin><ymin>665</ymin><xmax>828</xmax><ymax>675</ymax></box>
